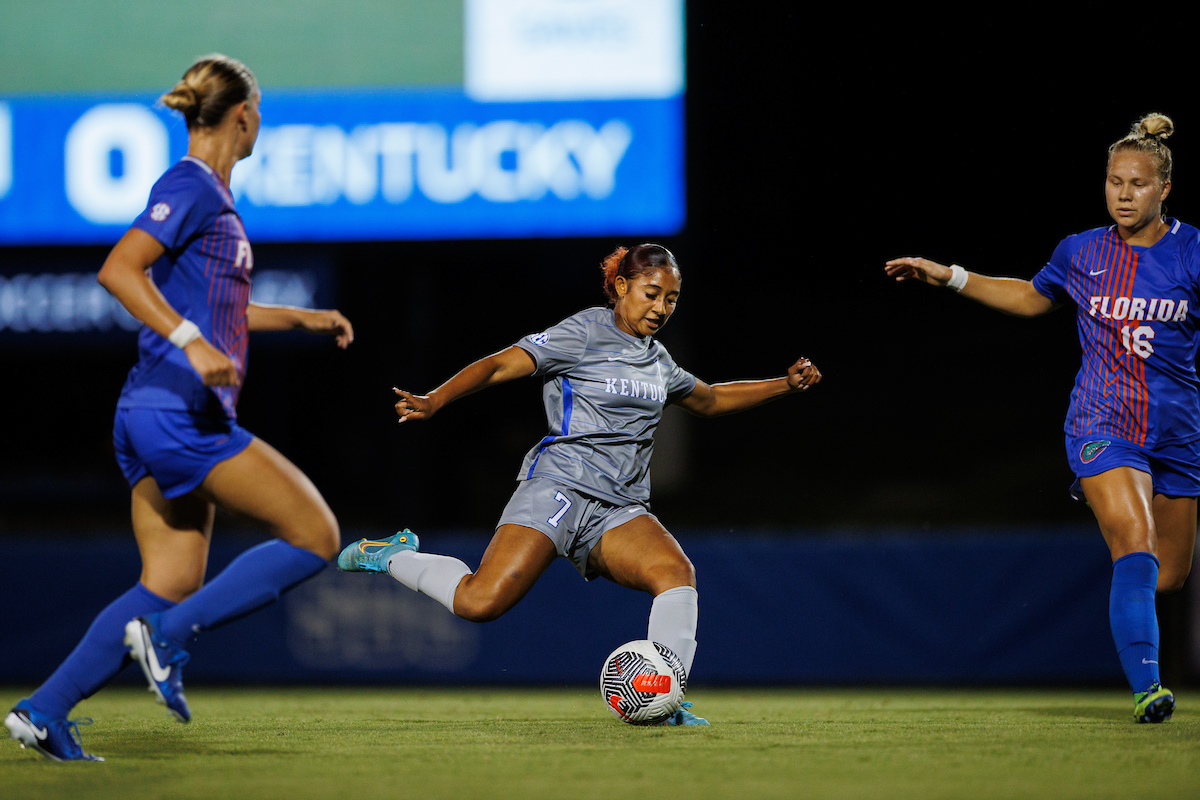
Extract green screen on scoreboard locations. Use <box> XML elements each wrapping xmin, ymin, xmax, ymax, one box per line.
<box><xmin>0</xmin><ymin>0</ymin><xmax>463</xmax><ymax>92</ymax></box>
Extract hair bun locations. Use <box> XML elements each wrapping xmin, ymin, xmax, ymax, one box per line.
<box><xmin>1137</xmin><ymin>112</ymin><xmax>1175</xmax><ymax>141</ymax></box>
<box><xmin>160</xmin><ymin>83</ymin><xmax>200</xmax><ymax>116</ymax></box>
<box><xmin>158</xmin><ymin>55</ymin><xmax>257</xmax><ymax>129</ymax></box>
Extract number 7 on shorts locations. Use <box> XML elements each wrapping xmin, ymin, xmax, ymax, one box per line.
<box><xmin>547</xmin><ymin>491</ymin><xmax>572</xmax><ymax>528</ymax></box>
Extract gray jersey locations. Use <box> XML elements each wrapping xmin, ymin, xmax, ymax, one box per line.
<box><xmin>514</xmin><ymin>306</ymin><xmax>697</xmax><ymax>506</ymax></box>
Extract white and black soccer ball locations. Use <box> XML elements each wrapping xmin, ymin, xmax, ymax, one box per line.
<box><xmin>599</xmin><ymin>640</ymin><xmax>687</xmax><ymax>725</ymax></box>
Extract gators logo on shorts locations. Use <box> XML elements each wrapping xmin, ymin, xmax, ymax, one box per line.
<box><xmin>1080</xmin><ymin>440</ymin><xmax>1111</xmax><ymax>464</ymax></box>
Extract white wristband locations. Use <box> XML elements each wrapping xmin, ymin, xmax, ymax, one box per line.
<box><xmin>168</xmin><ymin>319</ymin><xmax>202</xmax><ymax>348</ymax></box>
<box><xmin>946</xmin><ymin>264</ymin><xmax>969</xmax><ymax>292</ymax></box>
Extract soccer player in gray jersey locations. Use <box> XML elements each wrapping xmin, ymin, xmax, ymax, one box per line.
<box><xmin>338</xmin><ymin>244</ymin><xmax>821</xmax><ymax>725</ymax></box>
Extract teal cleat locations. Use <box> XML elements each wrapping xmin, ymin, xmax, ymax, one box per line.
<box><xmin>1133</xmin><ymin>683</ymin><xmax>1175</xmax><ymax>724</ymax></box>
<box><xmin>337</xmin><ymin>530</ymin><xmax>419</xmax><ymax>573</ymax></box>
<box><xmin>661</xmin><ymin>701</ymin><xmax>709</xmax><ymax>726</ymax></box>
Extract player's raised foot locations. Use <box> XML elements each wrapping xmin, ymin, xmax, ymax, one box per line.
<box><xmin>337</xmin><ymin>529</ymin><xmax>420</xmax><ymax>573</ymax></box>
<box><xmin>661</xmin><ymin>701</ymin><xmax>709</xmax><ymax>726</ymax></box>
<box><xmin>1133</xmin><ymin>682</ymin><xmax>1175</xmax><ymax>724</ymax></box>
<box><xmin>5</xmin><ymin>698</ymin><xmax>104</xmax><ymax>762</ymax></box>
<box><xmin>124</xmin><ymin>614</ymin><xmax>191</xmax><ymax>723</ymax></box>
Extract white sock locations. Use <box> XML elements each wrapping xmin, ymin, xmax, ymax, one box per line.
<box><xmin>647</xmin><ymin>585</ymin><xmax>698</xmax><ymax>678</ymax></box>
<box><xmin>386</xmin><ymin>551</ymin><xmax>472</xmax><ymax>616</ymax></box>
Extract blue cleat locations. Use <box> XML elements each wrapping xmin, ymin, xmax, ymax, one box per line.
<box><xmin>5</xmin><ymin>698</ymin><xmax>104</xmax><ymax>762</ymax></box>
<box><xmin>337</xmin><ymin>529</ymin><xmax>420</xmax><ymax>573</ymax></box>
<box><xmin>661</xmin><ymin>701</ymin><xmax>710</xmax><ymax>726</ymax></box>
<box><xmin>124</xmin><ymin>614</ymin><xmax>191</xmax><ymax>723</ymax></box>
<box><xmin>1133</xmin><ymin>682</ymin><xmax>1175</xmax><ymax>724</ymax></box>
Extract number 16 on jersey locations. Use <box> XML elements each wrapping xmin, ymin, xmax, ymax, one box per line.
<box><xmin>1121</xmin><ymin>325</ymin><xmax>1155</xmax><ymax>359</ymax></box>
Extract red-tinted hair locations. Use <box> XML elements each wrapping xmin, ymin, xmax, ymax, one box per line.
<box><xmin>600</xmin><ymin>243</ymin><xmax>680</xmax><ymax>304</ymax></box>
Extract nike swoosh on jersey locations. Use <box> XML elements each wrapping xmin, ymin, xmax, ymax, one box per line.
<box><xmin>1089</xmin><ymin>269</ymin><xmax>1107</xmax><ymax>276</ymax></box>
<box><xmin>1142</xmin><ymin>658</ymin><xmax>1158</xmax><ymax>664</ymax></box>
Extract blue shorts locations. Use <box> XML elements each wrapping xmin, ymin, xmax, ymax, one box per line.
<box><xmin>113</xmin><ymin>407</ymin><xmax>254</xmax><ymax>499</ymax></box>
<box><xmin>1065</xmin><ymin>433</ymin><xmax>1200</xmax><ymax>501</ymax></box>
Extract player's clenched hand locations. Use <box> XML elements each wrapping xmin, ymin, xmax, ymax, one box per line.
<box><xmin>787</xmin><ymin>357</ymin><xmax>821</xmax><ymax>391</ymax></box>
<box><xmin>300</xmin><ymin>309</ymin><xmax>354</xmax><ymax>348</ymax></box>
<box><xmin>394</xmin><ymin>387</ymin><xmax>435</xmax><ymax>423</ymax></box>
<box><xmin>884</xmin><ymin>257</ymin><xmax>953</xmax><ymax>286</ymax></box>
<box><xmin>184</xmin><ymin>339</ymin><xmax>240</xmax><ymax>386</ymax></box>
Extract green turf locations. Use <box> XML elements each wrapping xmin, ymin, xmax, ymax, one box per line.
<box><xmin>2</xmin><ymin>687</ymin><xmax>1197</xmax><ymax>799</ymax></box>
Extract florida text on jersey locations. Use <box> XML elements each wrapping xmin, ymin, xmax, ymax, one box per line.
<box><xmin>1032</xmin><ymin>219</ymin><xmax>1200</xmax><ymax>446</ymax></box>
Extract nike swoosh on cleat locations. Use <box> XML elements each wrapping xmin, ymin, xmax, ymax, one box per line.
<box><xmin>141</xmin><ymin>630</ymin><xmax>173</xmax><ymax>683</ymax></box>
<box><xmin>31</xmin><ymin>724</ymin><xmax>48</xmax><ymax>741</ymax></box>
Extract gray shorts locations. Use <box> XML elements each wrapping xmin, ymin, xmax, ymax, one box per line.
<box><xmin>496</xmin><ymin>478</ymin><xmax>651</xmax><ymax>580</ymax></box>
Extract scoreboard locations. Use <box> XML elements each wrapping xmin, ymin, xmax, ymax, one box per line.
<box><xmin>0</xmin><ymin>0</ymin><xmax>684</xmax><ymax>245</ymax></box>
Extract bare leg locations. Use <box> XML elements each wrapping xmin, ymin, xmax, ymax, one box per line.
<box><xmin>450</xmin><ymin>525</ymin><xmax>557</xmax><ymax>622</ymax></box>
<box><xmin>587</xmin><ymin>514</ymin><xmax>695</xmax><ymax>594</ymax></box>
<box><xmin>1151</xmin><ymin>494</ymin><xmax>1197</xmax><ymax>593</ymax></box>
<box><xmin>1079</xmin><ymin>467</ymin><xmax>1156</xmax><ymax>559</ymax></box>
<box><xmin>197</xmin><ymin>437</ymin><xmax>339</xmax><ymax>558</ymax></box>
<box><xmin>131</xmin><ymin>477</ymin><xmax>214</xmax><ymax>602</ymax></box>
<box><xmin>589</xmin><ymin>515</ymin><xmax>699</xmax><ymax>676</ymax></box>
<box><xmin>146</xmin><ymin>437</ymin><xmax>339</xmax><ymax>646</ymax></box>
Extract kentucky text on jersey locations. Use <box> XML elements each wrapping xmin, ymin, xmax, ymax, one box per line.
<box><xmin>118</xmin><ymin>156</ymin><xmax>253</xmax><ymax>420</ymax></box>
<box><xmin>1032</xmin><ymin>220</ymin><xmax>1200</xmax><ymax>447</ymax></box>
<box><xmin>515</xmin><ymin>307</ymin><xmax>697</xmax><ymax>505</ymax></box>
<box><xmin>604</xmin><ymin>377</ymin><xmax>668</xmax><ymax>402</ymax></box>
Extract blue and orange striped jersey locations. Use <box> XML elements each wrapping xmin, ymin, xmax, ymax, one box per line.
<box><xmin>117</xmin><ymin>156</ymin><xmax>252</xmax><ymax>419</ymax></box>
<box><xmin>1032</xmin><ymin>219</ymin><xmax>1200</xmax><ymax>447</ymax></box>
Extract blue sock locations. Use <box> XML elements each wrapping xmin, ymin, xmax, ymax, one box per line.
<box><xmin>29</xmin><ymin>583</ymin><xmax>174</xmax><ymax>719</ymax></box>
<box><xmin>156</xmin><ymin>539</ymin><xmax>327</xmax><ymax>645</ymax></box>
<box><xmin>1109</xmin><ymin>552</ymin><xmax>1160</xmax><ymax>693</ymax></box>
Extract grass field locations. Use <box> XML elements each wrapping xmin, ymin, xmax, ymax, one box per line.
<box><xmin>2</xmin><ymin>686</ymin><xmax>1198</xmax><ymax>799</ymax></box>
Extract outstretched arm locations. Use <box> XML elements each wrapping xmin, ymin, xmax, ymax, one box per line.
<box><xmin>884</xmin><ymin>257</ymin><xmax>1056</xmax><ymax>317</ymax></box>
<box><xmin>97</xmin><ymin>228</ymin><xmax>239</xmax><ymax>386</ymax></box>
<box><xmin>675</xmin><ymin>357</ymin><xmax>821</xmax><ymax>418</ymax></box>
<box><xmin>394</xmin><ymin>345</ymin><xmax>537</xmax><ymax>423</ymax></box>
<box><xmin>247</xmin><ymin>303</ymin><xmax>354</xmax><ymax>348</ymax></box>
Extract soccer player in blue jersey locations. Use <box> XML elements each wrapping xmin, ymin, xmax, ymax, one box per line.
<box><xmin>337</xmin><ymin>243</ymin><xmax>822</xmax><ymax>726</ymax></box>
<box><xmin>885</xmin><ymin>113</ymin><xmax>1190</xmax><ymax>724</ymax></box>
<box><xmin>5</xmin><ymin>55</ymin><xmax>353</xmax><ymax>761</ymax></box>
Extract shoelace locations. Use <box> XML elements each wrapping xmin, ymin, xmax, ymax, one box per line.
<box><xmin>57</xmin><ymin>717</ymin><xmax>95</xmax><ymax>756</ymax></box>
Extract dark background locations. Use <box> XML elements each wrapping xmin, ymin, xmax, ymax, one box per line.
<box><xmin>1</xmin><ymin>11</ymin><xmax>1193</xmax><ymax>538</ymax></box>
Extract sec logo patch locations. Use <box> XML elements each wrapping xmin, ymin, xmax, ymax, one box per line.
<box><xmin>150</xmin><ymin>202</ymin><xmax>171</xmax><ymax>222</ymax></box>
<box><xmin>528</xmin><ymin>333</ymin><xmax>549</xmax><ymax>346</ymax></box>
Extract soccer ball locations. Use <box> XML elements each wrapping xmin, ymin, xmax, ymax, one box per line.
<box><xmin>599</xmin><ymin>640</ymin><xmax>686</xmax><ymax>725</ymax></box>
